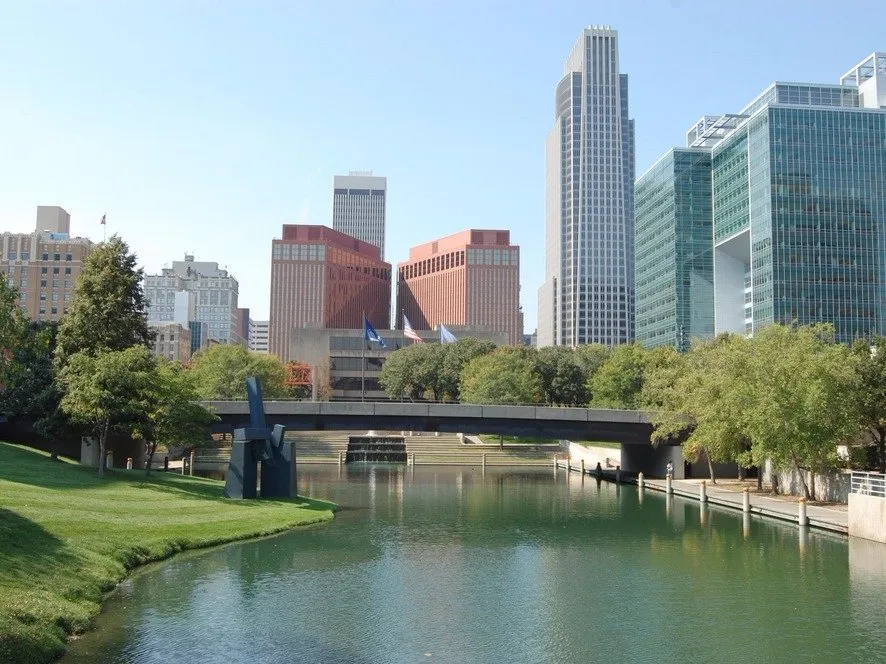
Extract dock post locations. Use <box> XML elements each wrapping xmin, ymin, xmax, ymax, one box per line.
<box><xmin>566</xmin><ymin>458</ymin><xmax>571</xmax><ymax>472</ymax></box>
<box><xmin>616</xmin><ymin>465</ymin><xmax>622</xmax><ymax>483</ymax></box>
<box><xmin>638</xmin><ymin>472</ymin><xmax>645</xmax><ymax>491</ymax></box>
<box><xmin>798</xmin><ymin>497</ymin><xmax>809</xmax><ymax>526</ymax></box>
<box><xmin>666</xmin><ymin>475</ymin><xmax>673</xmax><ymax>495</ymax></box>
<box><xmin>699</xmin><ymin>480</ymin><xmax>707</xmax><ymax>503</ymax></box>
<box><xmin>742</xmin><ymin>488</ymin><xmax>750</xmax><ymax>513</ymax></box>
<box><xmin>581</xmin><ymin>459</ymin><xmax>585</xmax><ymax>475</ymax></box>
<box><xmin>482</xmin><ymin>453</ymin><xmax>486</xmax><ymax>470</ymax></box>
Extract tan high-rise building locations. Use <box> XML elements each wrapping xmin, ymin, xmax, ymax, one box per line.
<box><xmin>0</xmin><ymin>206</ymin><xmax>95</xmax><ymax>322</ymax></box>
<box><xmin>396</xmin><ymin>230</ymin><xmax>522</xmax><ymax>345</ymax></box>
<box><xmin>269</xmin><ymin>225</ymin><xmax>391</xmax><ymax>362</ymax></box>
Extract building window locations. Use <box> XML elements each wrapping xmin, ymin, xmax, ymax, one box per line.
<box><xmin>51</xmin><ymin>307</ymin><xmax>57</xmax><ymax>315</ymax></box>
<box><xmin>7</xmin><ymin>252</ymin><xmax>16</xmax><ymax>260</ymax></box>
<box><xmin>64</xmin><ymin>267</ymin><xmax>71</xmax><ymax>275</ymax></box>
<box><xmin>53</xmin><ymin>267</ymin><xmax>59</xmax><ymax>274</ymax></box>
<box><xmin>65</xmin><ymin>253</ymin><xmax>72</xmax><ymax>261</ymax></box>
<box><xmin>53</xmin><ymin>253</ymin><xmax>60</xmax><ymax>261</ymax></box>
<box><xmin>42</xmin><ymin>253</ymin><xmax>48</xmax><ymax>260</ymax></box>
<box><xmin>52</xmin><ymin>279</ymin><xmax>59</xmax><ymax>287</ymax></box>
<box><xmin>20</xmin><ymin>252</ymin><xmax>29</xmax><ymax>261</ymax></box>
<box><xmin>41</xmin><ymin>267</ymin><xmax>48</xmax><ymax>274</ymax></box>
<box><xmin>40</xmin><ymin>280</ymin><xmax>47</xmax><ymax>287</ymax></box>
<box><xmin>19</xmin><ymin>279</ymin><xmax>27</xmax><ymax>289</ymax></box>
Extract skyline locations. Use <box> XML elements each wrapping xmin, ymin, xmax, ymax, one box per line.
<box><xmin>1</xmin><ymin>2</ymin><xmax>884</xmax><ymax>329</ymax></box>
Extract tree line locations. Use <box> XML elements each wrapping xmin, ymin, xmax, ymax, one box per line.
<box><xmin>0</xmin><ymin>236</ymin><xmax>298</xmax><ymax>476</ymax></box>
<box><xmin>379</xmin><ymin>326</ymin><xmax>886</xmax><ymax>494</ymax></box>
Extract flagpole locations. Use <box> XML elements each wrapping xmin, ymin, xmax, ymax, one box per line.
<box><xmin>361</xmin><ymin>311</ymin><xmax>366</xmax><ymax>403</ymax></box>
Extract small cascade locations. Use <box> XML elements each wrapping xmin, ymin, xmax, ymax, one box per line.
<box><xmin>346</xmin><ymin>435</ymin><xmax>407</xmax><ymax>463</ymax></box>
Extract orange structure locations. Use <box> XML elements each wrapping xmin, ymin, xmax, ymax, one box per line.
<box><xmin>396</xmin><ymin>230</ymin><xmax>522</xmax><ymax>345</ymax></box>
<box><xmin>269</xmin><ymin>225</ymin><xmax>391</xmax><ymax>362</ymax></box>
<box><xmin>285</xmin><ymin>361</ymin><xmax>312</xmax><ymax>388</ymax></box>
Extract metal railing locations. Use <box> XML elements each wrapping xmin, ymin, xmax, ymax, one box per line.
<box><xmin>850</xmin><ymin>471</ymin><xmax>886</xmax><ymax>498</ymax></box>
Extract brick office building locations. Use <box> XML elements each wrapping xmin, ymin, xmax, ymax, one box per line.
<box><xmin>269</xmin><ymin>225</ymin><xmax>391</xmax><ymax>362</ymax></box>
<box><xmin>396</xmin><ymin>229</ymin><xmax>522</xmax><ymax>345</ymax></box>
<box><xmin>0</xmin><ymin>206</ymin><xmax>94</xmax><ymax>323</ymax></box>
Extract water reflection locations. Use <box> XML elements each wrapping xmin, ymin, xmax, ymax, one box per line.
<box><xmin>61</xmin><ymin>466</ymin><xmax>886</xmax><ymax>664</ymax></box>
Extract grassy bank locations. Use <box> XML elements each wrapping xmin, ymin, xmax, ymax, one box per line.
<box><xmin>0</xmin><ymin>442</ymin><xmax>335</xmax><ymax>664</ymax></box>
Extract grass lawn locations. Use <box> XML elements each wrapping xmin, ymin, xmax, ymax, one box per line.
<box><xmin>0</xmin><ymin>442</ymin><xmax>335</xmax><ymax>664</ymax></box>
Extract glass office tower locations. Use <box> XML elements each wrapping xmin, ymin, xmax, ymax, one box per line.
<box><xmin>635</xmin><ymin>149</ymin><xmax>713</xmax><ymax>351</ymax></box>
<box><xmin>538</xmin><ymin>26</ymin><xmax>635</xmax><ymax>347</ymax></box>
<box><xmin>634</xmin><ymin>53</ymin><xmax>886</xmax><ymax>347</ymax></box>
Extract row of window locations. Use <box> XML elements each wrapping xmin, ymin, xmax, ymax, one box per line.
<box><xmin>5</xmin><ymin>252</ymin><xmax>73</xmax><ymax>261</ymax></box>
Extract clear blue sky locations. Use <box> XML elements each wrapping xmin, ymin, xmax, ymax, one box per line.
<box><xmin>1</xmin><ymin>1</ymin><xmax>883</xmax><ymax>330</ymax></box>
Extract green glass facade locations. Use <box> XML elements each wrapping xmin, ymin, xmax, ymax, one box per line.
<box><xmin>712</xmin><ymin>104</ymin><xmax>886</xmax><ymax>342</ymax></box>
<box><xmin>635</xmin><ymin>149</ymin><xmax>714</xmax><ymax>351</ymax></box>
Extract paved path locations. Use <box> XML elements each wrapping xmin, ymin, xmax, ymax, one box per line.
<box><xmin>555</xmin><ymin>460</ymin><xmax>848</xmax><ymax>535</ymax></box>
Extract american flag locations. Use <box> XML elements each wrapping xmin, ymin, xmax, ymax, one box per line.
<box><xmin>402</xmin><ymin>314</ymin><xmax>424</xmax><ymax>343</ymax></box>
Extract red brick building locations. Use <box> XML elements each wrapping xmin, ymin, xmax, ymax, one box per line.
<box><xmin>396</xmin><ymin>229</ymin><xmax>521</xmax><ymax>345</ymax></box>
<box><xmin>269</xmin><ymin>225</ymin><xmax>391</xmax><ymax>362</ymax></box>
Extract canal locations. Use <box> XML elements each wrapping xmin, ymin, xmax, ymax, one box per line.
<box><xmin>62</xmin><ymin>466</ymin><xmax>886</xmax><ymax>663</ymax></box>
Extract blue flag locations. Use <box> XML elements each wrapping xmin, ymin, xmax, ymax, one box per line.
<box><xmin>363</xmin><ymin>317</ymin><xmax>387</xmax><ymax>348</ymax></box>
<box><xmin>439</xmin><ymin>324</ymin><xmax>457</xmax><ymax>344</ymax></box>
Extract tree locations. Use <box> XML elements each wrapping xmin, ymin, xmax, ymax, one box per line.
<box><xmin>379</xmin><ymin>343</ymin><xmax>445</xmax><ymax>400</ymax></box>
<box><xmin>535</xmin><ymin>346</ymin><xmax>589</xmax><ymax>406</ymax></box>
<box><xmin>643</xmin><ymin>335</ymin><xmax>751</xmax><ymax>483</ymax></box>
<box><xmin>59</xmin><ymin>346</ymin><xmax>158</xmax><ymax>477</ymax></box>
<box><xmin>188</xmin><ymin>344</ymin><xmax>288</xmax><ymax>399</ymax></box>
<box><xmin>438</xmin><ymin>338</ymin><xmax>496</xmax><ymax>400</ymax></box>
<box><xmin>137</xmin><ymin>360</ymin><xmax>217</xmax><ymax>473</ymax></box>
<box><xmin>588</xmin><ymin>343</ymin><xmax>648</xmax><ymax>409</ymax></box>
<box><xmin>0</xmin><ymin>322</ymin><xmax>74</xmax><ymax>451</ymax></box>
<box><xmin>460</xmin><ymin>347</ymin><xmax>542</xmax><ymax>405</ymax></box>
<box><xmin>852</xmin><ymin>337</ymin><xmax>886</xmax><ymax>472</ymax></box>
<box><xmin>743</xmin><ymin>324</ymin><xmax>861</xmax><ymax>499</ymax></box>
<box><xmin>0</xmin><ymin>278</ymin><xmax>28</xmax><ymax>388</ymax></box>
<box><xmin>574</xmin><ymin>343</ymin><xmax>610</xmax><ymax>385</ymax></box>
<box><xmin>55</xmin><ymin>236</ymin><xmax>152</xmax><ymax>368</ymax></box>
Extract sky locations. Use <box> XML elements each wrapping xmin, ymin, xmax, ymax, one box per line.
<box><xmin>1</xmin><ymin>1</ymin><xmax>883</xmax><ymax>331</ymax></box>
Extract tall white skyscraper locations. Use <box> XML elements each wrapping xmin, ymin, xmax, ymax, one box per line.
<box><xmin>538</xmin><ymin>27</ymin><xmax>635</xmax><ymax>347</ymax></box>
<box><xmin>332</xmin><ymin>171</ymin><xmax>387</xmax><ymax>259</ymax></box>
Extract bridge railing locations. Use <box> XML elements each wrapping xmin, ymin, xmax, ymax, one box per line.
<box><xmin>850</xmin><ymin>471</ymin><xmax>886</xmax><ymax>498</ymax></box>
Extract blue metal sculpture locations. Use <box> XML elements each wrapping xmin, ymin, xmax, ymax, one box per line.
<box><xmin>224</xmin><ymin>377</ymin><xmax>296</xmax><ymax>499</ymax></box>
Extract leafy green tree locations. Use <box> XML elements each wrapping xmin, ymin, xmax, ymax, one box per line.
<box><xmin>535</xmin><ymin>346</ymin><xmax>589</xmax><ymax>406</ymax></box>
<box><xmin>644</xmin><ymin>335</ymin><xmax>751</xmax><ymax>483</ymax></box>
<box><xmin>0</xmin><ymin>278</ymin><xmax>28</xmax><ymax>387</ymax></box>
<box><xmin>588</xmin><ymin>343</ymin><xmax>648</xmax><ymax>409</ymax></box>
<box><xmin>439</xmin><ymin>338</ymin><xmax>496</xmax><ymax>400</ymax></box>
<box><xmin>55</xmin><ymin>236</ymin><xmax>152</xmax><ymax>368</ymax></box>
<box><xmin>744</xmin><ymin>324</ymin><xmax>861</xmax><ymax>499</ymax></box>
<box><xmin>574</xmin><ymin>343</ymin><xmax>610</xmax><ymax>386</ymax></box>
<box><xmin>188</xmin><ymin>344</ymin><xmax>288</xmax><ymax>399</ymax></box>
<box><xmin>852</xmin><ymin>337</ymin><xmax>886</xmax><ymax>472</ymax></box>
<box><xmin>460</xmin><ymin>347</ymin><xmax>542</xmax><ymax>405</ymax></box>
<box><xmin>0</xmin><ymin>322</ymin><xmax>74</xmax><ymax>451</ymax></box>
<box><xmin>137</xmin><ymin>360</ymin><xmax>217</xmax><ymax>473</ymax></box>
<box><xmin>379</xmin><ymin>343</ymin><xmax>445</xmax><ymax>400</ymax></box>
<box><xmin>59</xmin><ymin>346</ymin><xmax>158</xmax><ymax>476</ymax></box>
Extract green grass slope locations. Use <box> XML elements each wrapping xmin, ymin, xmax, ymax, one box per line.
<box><xmin>0</xmin><ymin>441</ymin><xmax>334</xmax><ymax>664</ymax></box>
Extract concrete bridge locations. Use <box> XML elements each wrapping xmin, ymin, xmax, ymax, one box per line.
<box><xmin>203</xmin><ymin>400</ymin><xmax>669</xmax><ymax>446</ymax></box>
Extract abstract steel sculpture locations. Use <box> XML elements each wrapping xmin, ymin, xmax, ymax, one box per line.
<box><xmin>223</xmin><ymin>377</ymin><xmax>296</xmax><ymax>499</ymax></box>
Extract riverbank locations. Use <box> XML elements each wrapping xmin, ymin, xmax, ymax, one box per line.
<box><xmin>0</xmin><ymin>442</ymin><xmax>335</xmax><ymax>664</ymax></box>
<box><xmin>556</xmin><ymin>460</ymin><xmax>848</xmax><ymax>534</ymax></box>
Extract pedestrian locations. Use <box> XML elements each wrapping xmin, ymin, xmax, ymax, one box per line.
<box><xmin>666</xmin><ymin>460</ymin><xmax>674</xmax><ymax>480</ymax></box>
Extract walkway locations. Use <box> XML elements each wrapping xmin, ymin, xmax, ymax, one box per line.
<box><xmin>555</xmin><ymin>460</ymin><xmax>848</xmax><ymax>535</ymax></box>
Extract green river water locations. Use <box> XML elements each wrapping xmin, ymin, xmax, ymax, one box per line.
<box><xmin>61</xmin><ymin>465</ymin><xmax>886</xmax><ymax>663</ymax></box>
